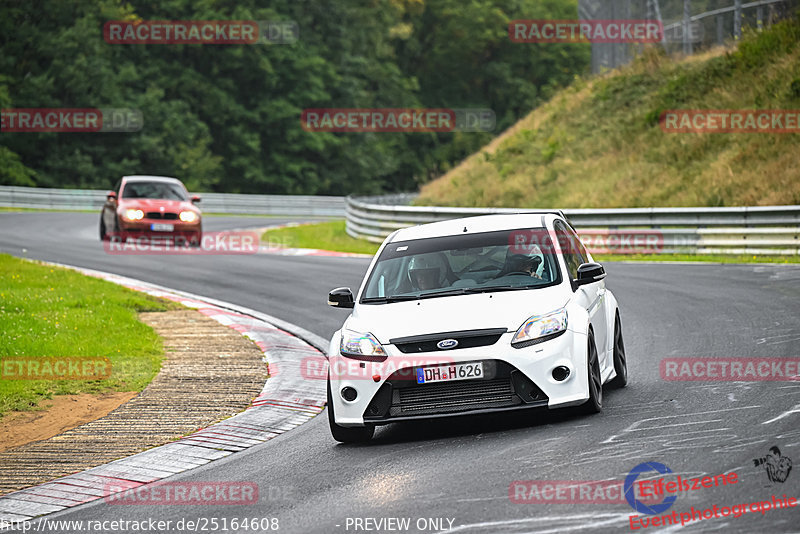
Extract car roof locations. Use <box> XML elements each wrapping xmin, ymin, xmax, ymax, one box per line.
<box><xmin>122</xmin><ymin>175</ymin><xmax>183</xmax><ymax>184</ymax></box>
<box><xmin>389</xmin><ymin>212</ymin><xmax>565</xmax><ymax>242</ymax></box>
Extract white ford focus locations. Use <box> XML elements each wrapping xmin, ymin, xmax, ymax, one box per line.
<box><xmin>326</xmin><ymin>213</ymin><xmax>627</xmax><ymax>442</ymax></box>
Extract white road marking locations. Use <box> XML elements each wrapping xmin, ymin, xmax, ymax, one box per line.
<box><xmin>763</xmin><ymin>403</ymin><xmax>800</xmax><ymax>424</ymax></box>
<box><xmin>602</xmin><ymin>406</ymin><xmax>760</xmax><ymax>444</ymax></box>
<box><xmin>712</xmin><ymin>437</ymin><xmax>769</xmax><ymax>453</ymax></box>
<box><xmin>434</xmin><ymin>513</ymin><xmax>631</xmax><ymax>534</ymax></box>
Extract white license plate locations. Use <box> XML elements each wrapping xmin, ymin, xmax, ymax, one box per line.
<box><xmin>416</xmin><ymin>362</ymin><xmax>483</xmax><ymax>384</ymax></box>
<box><xmin>151</xmin><ymin>223</ymin><xmax>174</xmax><ymax>232</ymax></box>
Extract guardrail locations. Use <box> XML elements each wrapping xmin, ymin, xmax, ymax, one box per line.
<box><xmin>3</xmin><ymin>186</ymin><xmax>798</xmax><ymax>254</ymax></box>
<box><xmin>0</xmin><ymin>185</ymin><xmax>345</xmax><ymax>217</ymax></box>
<box><xmin>346</xmin><ymin>195</ymin><xmax>800</xmax><ymax>255</ymax></box>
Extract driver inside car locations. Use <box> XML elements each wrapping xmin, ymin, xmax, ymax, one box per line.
<box><xmin>407</xmin><ymin>253</ymin><xmax>453</xmax><ymax>291</ymax></box>
<box><xmin>502</xmin><ymin>246</ymin><xmax>545</xmax><ymax>280</ymax></box>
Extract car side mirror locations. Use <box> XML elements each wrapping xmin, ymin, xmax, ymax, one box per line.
<box><xmin>191</xmin><ymin>195</ymin><xmax>201</xmax><ymax>204</ymax></box>
<box><xmin>328</xmin><ymin>287</ymin><xmax>354</xmax><ymax>308</ymax></box>
<box><xmin>106</xmin><ymin>191</ymin><xmax>117</xmax><ymax>202</ymax></box>
<box><xmin>575</xmin><ymin>262</ymin><xmax>606</xmax><ymax>287</ymax></box>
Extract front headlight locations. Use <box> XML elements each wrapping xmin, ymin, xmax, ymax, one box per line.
<box><xmin>179</xmin><ymin>211</ymin><xmax>197</xmax><ymax>222</ymax></box>
<box><xmin>512</xmin><ymin>309</ymin><xmax>568</xmax><ymax>348</ymax></box>
<box><xmin>124</xmin><ymin>209</ymin><xmax>144</xmax><ymax>221</ymax></box>
<box><xmin>340</xmin><ymin>330</ymin><xmax>387</xmax><ymax>360</ymax></box>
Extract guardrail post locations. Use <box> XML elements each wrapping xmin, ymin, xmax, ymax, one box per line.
<box><xmin>734</xmin><ymin>0</ymin><xmax>742</xmax><ymax>39</ymax></box>
<box><xmin>683</xmin><ymin>0</ymin><xmax>693</xmax><ymax>55</ymax></box>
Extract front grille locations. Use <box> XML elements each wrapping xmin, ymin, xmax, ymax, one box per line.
<box><xmin>393</xmin><ymin>378</ymin><xmax>516</xmax><ymax>416</ymax></box>
<box><xmin>363</xmin><ymin>360</ymin><xmax>548</xmax><ymax>421</ymax></box>
<box><xmin>145</xmin><ymin>212</ymin><xmax>179</xmax><ymax>220</ymax></box>
<box><xmin>391</xmin><ymin>328</ymin><xmax>506</xmax><ymax>354</ymax></box>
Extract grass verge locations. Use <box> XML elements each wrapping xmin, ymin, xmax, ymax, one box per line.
<box><xmin>0</xmin><ymin>207</ymin><xmax>95</xmax><ymax>213</ymax></box>
<box><xmin>0</xmin><ymin>254</ymin><xmax>180</xmax><ymax>417</ymax></box>
<box><xmin>593</xmin><ymin>253</ymin><xmax>799</xmax><ymax>264</ymax></box>
<box><xmin>261</xmin><ymin>220</ymin><xmax>379</xmax><ymax>255</ymax></box>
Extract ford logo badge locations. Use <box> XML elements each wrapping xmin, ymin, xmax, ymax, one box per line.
<box><xmin>437</xmin><ymin>339</ymin><xmax>459</xmax><ymax>350</ymax></box>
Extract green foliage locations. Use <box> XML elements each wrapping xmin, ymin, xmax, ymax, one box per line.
<box><xmin>0</xmin><ymin>0</ymin><xmax>588</xmax><ymax>194</ymax></box>
<box><xmin>417</xmin><ymin>16</ymin><xmax>800</xmax><ymax>209</ymax></box>
<box><xmin>0</xmin><ymin>147</ymin><xmax>36</xmax><ymax>186</ymax></box>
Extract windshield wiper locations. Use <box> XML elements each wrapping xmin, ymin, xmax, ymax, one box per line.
<box><xmin>362</xmin><ymin>285</ymin><xmax>535</xmax><ymax>303</ymax></box>
<box><xmin>417</xmin><ymin>288</ymin><xmax>473</xmax><ymax>298</ymax></box>
<box><xmin>462</xmin><ymin>285</ymin><xmax>535</xmax><ymax>294</ymax></box>
<box><xmin>361</xmin><ymin>295</ymin><xmax>421</xmax><ymax>303</ymax></box>
<box><xmin>419</xmin><ymin>286</ymin><xmax>535</xmax><ymax>297</ymax></box>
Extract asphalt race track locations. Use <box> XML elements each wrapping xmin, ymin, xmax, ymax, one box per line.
<box><xmin>1</xmin><ymin>212</ymin><xmax>799</xmax><ymax>534</ymax></box>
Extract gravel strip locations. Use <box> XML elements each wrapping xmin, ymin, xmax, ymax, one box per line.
<box><xmin>0</xmin><ymin>309</ymin><xmax>266</xmax><ymax>496</ymax></box>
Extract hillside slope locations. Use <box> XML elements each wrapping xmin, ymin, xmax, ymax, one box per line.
<box><xmin>417</xmin><ymin>17</ymin><xmax>800</xmax><ymax>208</ymax></box>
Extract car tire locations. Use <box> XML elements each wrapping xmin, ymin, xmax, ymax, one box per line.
<box><xmin>579</xmin><ymin>330</ymin><xmax>603</xmax><ymax>414</ymax></box>
<box><xmin>608</xmin><ymin>314</ymin><xmax>628</xmax><ymax>389</ymax></box>
<box><xmin>114</xmin><ymin>217</ymin><xmax>126</xmax><ymax>242</ymax></box>
<box><xmin>327</xmin><ymin>380</ymin><xmax>374</xmax><ymax>443</ymax></box>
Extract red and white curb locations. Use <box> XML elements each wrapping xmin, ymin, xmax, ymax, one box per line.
<box><xmin>0</xmin><ymin>267</ymin><xmax>329</xmax><ymax>527</ymax></box>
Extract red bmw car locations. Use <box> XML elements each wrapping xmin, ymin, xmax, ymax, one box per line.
<box><xmin>100</xmin><ymin>176</ymin><xmax>202</xmax><ymax>245</ymax></box>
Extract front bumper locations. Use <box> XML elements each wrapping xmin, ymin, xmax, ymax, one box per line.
<box><xmin>328</xmin><ymin>330</ymin><xmax>590</xmax><ymax>427</ymax></box>
<box><xmin>116</xmin><ymin>219</ymin><xmax>201</xmax><ymax>241</ymax></box>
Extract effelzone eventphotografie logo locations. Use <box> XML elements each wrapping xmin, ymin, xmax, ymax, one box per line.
<box><xmin>624</xmin><ymin>452</ymin><xmax>796</xmax><ymax>530</ymax></box>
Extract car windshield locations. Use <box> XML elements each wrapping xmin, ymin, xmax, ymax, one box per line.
<box><xmin>122</xmin><ymin>181</ymin><xmax>188</xmax><ymax>201</ymax></box>
<box><xmin>361</xmin><ymin>228</ymin><xmax>561</xmax><ymax>303</ymax></box>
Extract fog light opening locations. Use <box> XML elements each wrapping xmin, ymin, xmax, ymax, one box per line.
<box><xmin>552</xmin><ymin>366</ymin><xmax>570</xmax><ymax>381</ymax></box>
<box><xmin>341</xmin><ymin>386</ymin><xmax>358</xmax><ymax>402</ymax></box>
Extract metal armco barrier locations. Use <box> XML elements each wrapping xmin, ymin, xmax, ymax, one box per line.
<box><xmin>0</xmin><ymin>185</ymin><xmax>345</xmax><ymax>217</ymax></box>
<box><xmin>2</xmin><ymin>186</ymin><xmax>798</xmax><ymax>254</ymax></box>
<box><xmin>345</xmin><ymin>195</ymin><xmax>800</xmax><ymax>255</ymax></box>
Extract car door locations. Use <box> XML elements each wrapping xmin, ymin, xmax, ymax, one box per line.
<box><xmin>555</xmin><ymin>220</ymin><xmax>609</xmax><ymax>366</ymax></box>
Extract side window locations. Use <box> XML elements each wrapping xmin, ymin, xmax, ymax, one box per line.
<box><xmin>569</xmin><ymin>223</ymin><xmax>589</xmax><ymax>266</ymax></box>
<box><xmin>554</xmin><ymin>221</ymin><xmax>587</xmax><ymax>281</ymax></box>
